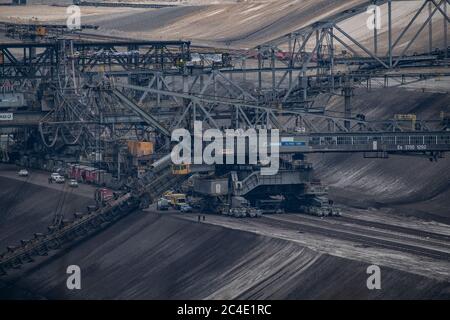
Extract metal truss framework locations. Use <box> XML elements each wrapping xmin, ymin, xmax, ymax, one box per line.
<box><xmin>0</xmin><ymin>40</ymin><xmax>190</xmax><ymax>82</ymax></box>
<box><xmin>0</xmin><ymin>42</ymin><xmax>58</xmax><ymax>82</ymax></box>
<box><xmin>0</xmin><ymin>0</ymin><xmax>448</xmax><ymax>153</ymax></box>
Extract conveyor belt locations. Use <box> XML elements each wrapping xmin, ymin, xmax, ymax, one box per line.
<box><xmin>0</xmin><ymin>153</ymin><xmax>188</xmax><ymax>276</ymax></box>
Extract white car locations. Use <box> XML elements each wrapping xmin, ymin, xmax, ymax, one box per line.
<box><xmin>50</xmin><ymin>172</ymin><xmax>60</xmax><ymax>181</ymax></box>
<box><xmin>18</xmin><ymin>169</ymin><xmax>29</xmax><ymax>177</ymax></box>
<box><xmin>69</xmin><ymin>179</ymin><xmax>78</xmax><ymax>188</ymax></box>
<box><xmin>54</xmin><ymin>175</ymin><xmax>65</xmax><ymax>184</ymax></box>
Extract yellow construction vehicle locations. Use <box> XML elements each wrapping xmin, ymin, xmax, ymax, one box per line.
<box><xmin>164</xmin><ymin>191</ymin><xmax>187</xmax><ymax>209</ymax></box>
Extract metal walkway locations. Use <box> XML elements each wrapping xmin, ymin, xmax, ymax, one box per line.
<box><xmin>279</xmin><ymin>131</ymin><xmax>450</xmax><ymax>154</ymax></box>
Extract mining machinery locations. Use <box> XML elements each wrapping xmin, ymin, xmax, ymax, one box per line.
<box><xmin>0</xmin><ymin>0</ymin><xmax>450</xmax><ymax>275</ymax></box>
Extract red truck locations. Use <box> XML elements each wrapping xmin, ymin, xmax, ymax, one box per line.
<box><xmin>95</xmin><ymin>188</ymin><xmax>114</xmax><ymax>206</ymax></box>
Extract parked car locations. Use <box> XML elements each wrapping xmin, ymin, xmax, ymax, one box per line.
<box><xmin>18</xmin><ymin>169</ymin><xmax>29</xmax><ymax>177</ymax></box>
<box><xmin>68</xmin><ymin>179</ymin><xmax>78</xmax><ymax>188</ymax></box>
<box><xmin>54</xmin><ymin>175</ymin><xmax>65</xmax><ymax>184</ymax></box>
<box><xmin>179</xmin><ymin>204</ymin><xmax>193</xmax><ymax>213</ymax></box>
<box><xmin>157</xmin><ymin>198</ymin><xmax>170</xmax><ymax>211</ymax></box>
<box><xmin>50</xmin><ymin>172</ymin><xmax>60</xmax><ymax>181</ymax></box>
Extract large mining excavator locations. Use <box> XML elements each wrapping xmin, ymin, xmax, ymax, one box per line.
<box><xmin>2</xmin><ymin>127</ymin><xmax>450</xmax><ymax>274</ymax></box>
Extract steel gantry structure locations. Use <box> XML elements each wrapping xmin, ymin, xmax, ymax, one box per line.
<box><xmin>91</xmin><ymin>0</ymin><xmax>450</xmax><ymax>135</ymax></box>
<box><xmin>0</xmin><ymin>0</ymin><xmax>449</xmax><ymax>151</ymax></box>
<box><xmin>0</xmin><ymin>40</ymin><xmax>190</xmax><ymax>82</ymax></box>
<box><xmin>0</xmin><ymin>0</ymin><xmax>447</xmax><ymax>153</ymax></box>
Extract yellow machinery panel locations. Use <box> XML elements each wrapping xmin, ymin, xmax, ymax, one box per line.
<box><xmin>172</xmin><ymin>164</ymin><xmax>190</xmax><ymax>175</ymax></box>
<box><xmin>127</xmin><ymin>141</ymin><xmax>154</xmax><ymax>157</ymax></box>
